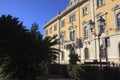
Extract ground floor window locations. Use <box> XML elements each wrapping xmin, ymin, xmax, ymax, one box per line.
<box><xmin>61</xmin><ymin>51</ymin><xmax>64</xmax><ymax>61</ymax></box>
<box><xmin>100</xmin><ymin>45</ymin><xmax>106</xmax><ymax>59</ymax></box>
<box><xmin>84</xmin><ymin>48</ymin><xmax>89</xmax><ymax>59</ymax></box>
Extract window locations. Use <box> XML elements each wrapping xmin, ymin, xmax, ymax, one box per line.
<box><xmin>70</xmin><ymin>31</ymin><xmax>73</xmax><ymax>40</ymax></box>
<box><xmin>102</xmin><ymin>37</ymin><xmax>110</xmax><ymax>48</ymax></box>
<box><xmin>70</xmin><ymin>30</ymin><xmax>76</xmax><ymax>41</ymax></box>
<box><xmin>45</xmin><ymin>29</ymin><xmax>48</xmax><ymax>35</ymax></box>
<box><xmin>61</xmin><ymin>20</ymin><xmax>65</xmax><ymax>27</ymax></box>
<box><xmin>69</xmin><ymin>14</ymin><xmax>76</xmax><ymax>23</ymax></box>
<box><xmin>82</xmin><ymin>7</ymin><xmax>88</xmax><ymax>16</ymax></box>
<box><xmin>74</xmin><ymin>0</ymin><xmax>77</xmax><ymax>3</ymax></box>
<box><xmin>96</xmin><ymin>0</ymin><xmax>105</xmax><ymax>8</ymax></box>
<box><xmin>117</xmin><ymin>13</ymin><xmax>120</xmax><ymax>27</ymax></box>
<box><xmin>70</xmin><ymin>1</ymin><xmax>74</xmax><ymax>6</ymax></box>
<box><xmin>73</xmin><ymin>30</ymin><xmax>75</xmax><ymax>40</ymax></box>
<box><xmin>97</xmin><ymin>17</ymin><xmax>106</xmax><ymax>33</ymax></box>
<box><xmin>84</xmin><ymin>26</ymin><xmax>89</xmax><ymax>37</ymax></box>
<box><xmin>100</xmin><ymin>45</ymin><xmax>106</xmax><ymax>58</ymax></box>
<box><xmin>54</xmin><ymin>24</ymin><xmax>57</xmax><ymax>31</ymax></box>
<box><xmin>61</xmin><ymin>52</ymin><xmax>65</xmax><ymax>60</ymax></box>
<box><xmin>50</xmin><ymin>27</ymin><xmax>52</xmax><ymax>33</ymax></box>
<box><xmin>84</xmin><ymin>48</ymin><xmax>89</xmax><ymax>59</ymax></box>
<box><xmin>60</xmin><ymin>31</ymin><xmax>65</xmax><ymax>44</ymax></box>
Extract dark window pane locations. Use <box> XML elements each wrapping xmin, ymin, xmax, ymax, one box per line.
<box><xmin>117</xmin><ymin>13</ymin><xmax>120</xmax><ymax>26</ymax></box>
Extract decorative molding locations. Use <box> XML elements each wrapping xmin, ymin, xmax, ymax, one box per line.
<box><xmin>112</xmin><ymin>4</ymin><xmax>120</xmax><ymax>11</ymax></box>
<box><xmin>69</xmin><ymin>24</ymin><xmax>77</xmax><ymax>30</ymax></box>
<box><xmin>43</xmin><ymin>0</ymin><xmax>89</xmax><ymax>29</ymax></box>
<box><xmin>96</xmin><ymin>12</ymin><xmax>108</xmax><ymax>18</ymax></box>
<box><xmin>82</xmin><ymin>20</ymin><xmax>90</xmax><ymax>25</ymax></box>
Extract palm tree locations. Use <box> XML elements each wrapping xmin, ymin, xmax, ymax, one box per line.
<box><xmin>30</xmin><ymin>23</ymin><xmax>60</xmax><ymax>79</ymax></box>
<box><xmin>30</xmin><ymin>23</ymin><xmax>60</xmax><ymax>64</ymax></box>
<box><xmin>0</xmin><ymin>15</ymin><xmax>60</xmax><ymax>80</ymax></box>
<box><xmin>0</xmin><ymin>15</ymin><xmax>38</xmax><ymax>80</ymax></box>
<box><xmin>41</xmin><ymin>35</ymin><xmax>60</xmax><ymax>63</ymax></box>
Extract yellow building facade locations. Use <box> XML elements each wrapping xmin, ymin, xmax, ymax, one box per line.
<box><xmin>43</xmin><ymin>0</ymin><xmax>120</xmax><ymax>65</ymax></box>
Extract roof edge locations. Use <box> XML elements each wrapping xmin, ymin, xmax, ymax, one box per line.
<box><xmin>43</xmin><ymin>0</ymin><xmax>88</xmax><ymax>29</ymax></box>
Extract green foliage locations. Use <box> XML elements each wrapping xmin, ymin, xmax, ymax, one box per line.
<box><xmin>0</xmin><ymin>15</ymin><xmax>37</xmax><ymax>80</ymax></box>
<box><xmin>31</xmin><ymin>23</ymin><xmax>60</xmax><ymax>63</ymax></box>
<box><xmin>47</xmin><ymin>64</ymin><xmax>68</xmax><ymax>76</ymax></box>
<box><xmin>103</xmin><ymin>66</ymin><xmax>120</xmax><ymax>80</ymax></box>
<box><xmin>67</xmin><ymin>65</ymin><xmax>85</xmax><ymax>80</ymax></box>
<box><xmin>0</xmin><ymin>15</ymin><xmax>60</xmax><ymax>80</ymax></box>
<box><xmin>67</xmin><ymin>65</ymin><xmax>100</xmax><ymax>80</ymax></box>
<box><xmin>69</xmin><ymin>54</ymin><xmax>80</xmax><ymax>64</ymax></box>
<box><xmin>41</xmin><ymin>35</ymin><xmax>60</xmax><ymax>63</ymax></box>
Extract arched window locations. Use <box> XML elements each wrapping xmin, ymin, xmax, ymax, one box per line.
<box><xmin>100</xmin><ymin>45</ymin><xmax>106</xmax><ymax>58</ymax></box>
<box><xmin>84</xmin><ymin>48</ymin><xmax>89</xmax><ymax>59</ymax></box>
<box><xmin>117</xmin><ymin>13</ymin><xmax>120</xmax><ymax>27</ymax></box>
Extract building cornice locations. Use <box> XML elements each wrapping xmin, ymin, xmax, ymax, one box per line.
<box><xmin>43</xmin><ymin>0</ymin><xmax>89</xmax><ymax>29</ymax></box>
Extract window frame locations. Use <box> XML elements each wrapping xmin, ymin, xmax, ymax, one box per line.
<box><xmin>84</xmin><ymin>26</ymin><xmax>89</xmax><ymax>38</ymax></box>
<box><xmin>70</xmin><ymin>30</ymin><xmax>76</xmax><ymax>41</ymax></box>
<box><xmin>45</xmin><ymin>29</ymin><xmax>48</xmax><ymax>35</ymax></box>
<box><xmin>69</xmin><ymin>14</ymin><xmax>76</xmax><ymax>23</ymax></box>
<box><xmin>50</xmin><ymin>27</ymin><xmax>52</xmax><ymax>33</ymax></box>
<box><xmin>61</xmin><ymin>19</ymin><xmax>65</xmax><ymax>27</ymax></box>
<box><xmin>60</xmin><ymin>31</ymin><xmax>65</xmax><ymax>44</ymax></box>
<box><xmin>82</xmin><ymin>6</ymin><xmax>88</xmax><ymax>16</ymax></box>
<box><xmin>97</xmin><ymin>15</ymin><xmax>106</xmax><ymax>33</ymax></box>
<box><xmin>84</xmin><ymin>48</ymin><xmax>89</xmax><ymax>59</ymax></box>
<box><xmin>61</xmin><ymin>51</ymin><xmax>65</xmax><ymax>61</ymax></box>
<box><xmin>96</xmin><ymin>0</ymin><xmax>105</xmax><ymax>8</ymax></box>
<box><xmin>54</xmin><ymin>24</ymin><xmax>57</xmax><ymax>31</ymax></box>
<box><xmin>117</xmin><ymin>13</ymin><xmax>120</xmax><ymax>27</ymax></box>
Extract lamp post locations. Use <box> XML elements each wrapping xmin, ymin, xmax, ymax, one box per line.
<box><xmin>89</xmin><ymin>16</ymin><xmax>105</xmax><ymax>80</ymax></box>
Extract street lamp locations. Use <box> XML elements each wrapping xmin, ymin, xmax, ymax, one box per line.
<box><xmin>89</xmin><ymin>16</ymin><xmax>105</xmax><ymax>80</ymax></box>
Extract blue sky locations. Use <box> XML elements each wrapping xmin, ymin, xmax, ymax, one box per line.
<box><xmin>0</xmin><ymin>0</ymin><xmax>68</xmax><ymax>34</ymax></box>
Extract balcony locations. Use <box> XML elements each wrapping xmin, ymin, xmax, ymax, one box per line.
<box><xmin>63</xmin><ymin>38</ymin><xmax>83</xmax><ymax>49</ymax></box>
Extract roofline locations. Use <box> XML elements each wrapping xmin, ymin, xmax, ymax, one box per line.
<box><xmin>43</xmin><ymin>0</ymin><xmax>88</xmax><ymax>29</ymax></box>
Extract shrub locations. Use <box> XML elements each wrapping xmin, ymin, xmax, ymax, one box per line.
<box><xmin>67</xmin><ymin>65</ymin><xmax>85</xmax><ymax>80</ymax></box>
<box><xmin>67</xmin><ymin>65</ymin><xmax>99</xmax><ymax>80</ymax></box>
<box><xmin>103</xmin><ymin>66</ymin><xmax>120</xmax><ymax>80</ymax></box>
<box><xmin>69</xmin><ymin>54</ymin><xmax>80</xmax><ymax>64</ymax></box>
<box><xmin>47</xmin><ymin>64</ymin><xmax>68</xmax><ymax>77</ymax></box>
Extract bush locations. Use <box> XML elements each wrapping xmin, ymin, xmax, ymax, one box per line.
<box><xmin>67</xmin><ymin>65</ymin><xmax>99</xmax><ymax>80</ymax></box>
<box><xmin>67</xmin><ymin>65</ymin><xmax>85</xmax><ymax>80</ymax></box>
<box><xmin>69</xmin><ymin>54</ymin><xmax>80</xmax><ymax>64</ymax></box>
<box><xmin>47</xmin><ymin>64</ymin><xmax>120</xmax><ymax>80</ymax></box>
<box><xmin>47</xmin><ymin>64</ymin><xmax>68</xmax><ymax>77</ymax></box>
<box><xmin>103</xmin><ymin>66</ymin><xmax>120</xmax><ymax>80</ymax></box>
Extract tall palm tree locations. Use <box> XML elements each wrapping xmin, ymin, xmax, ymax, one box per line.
<box><xmin>30</xmin><ymin>23</ymin><xmax>60</xmax><ymax>64</ymax></box>
<box><xmin>41</xmin><ymin>35</ymin><xmax>60</xmax><ymax>63</ymax></box>
<box><xmin>0</xmin><ymin>15</ymin><xmax>60</xmax><ymax>80</ymax></box>
<box><xmin>0</xmin><ymin>15</ymin><xmax>37</xmax><ymax>80</ymax></box>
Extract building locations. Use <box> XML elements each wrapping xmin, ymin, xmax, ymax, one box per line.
<box><xmin>43</xmin><ymin>0</ymin><xmax>120</xmax><ymax>65</ymax></box>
